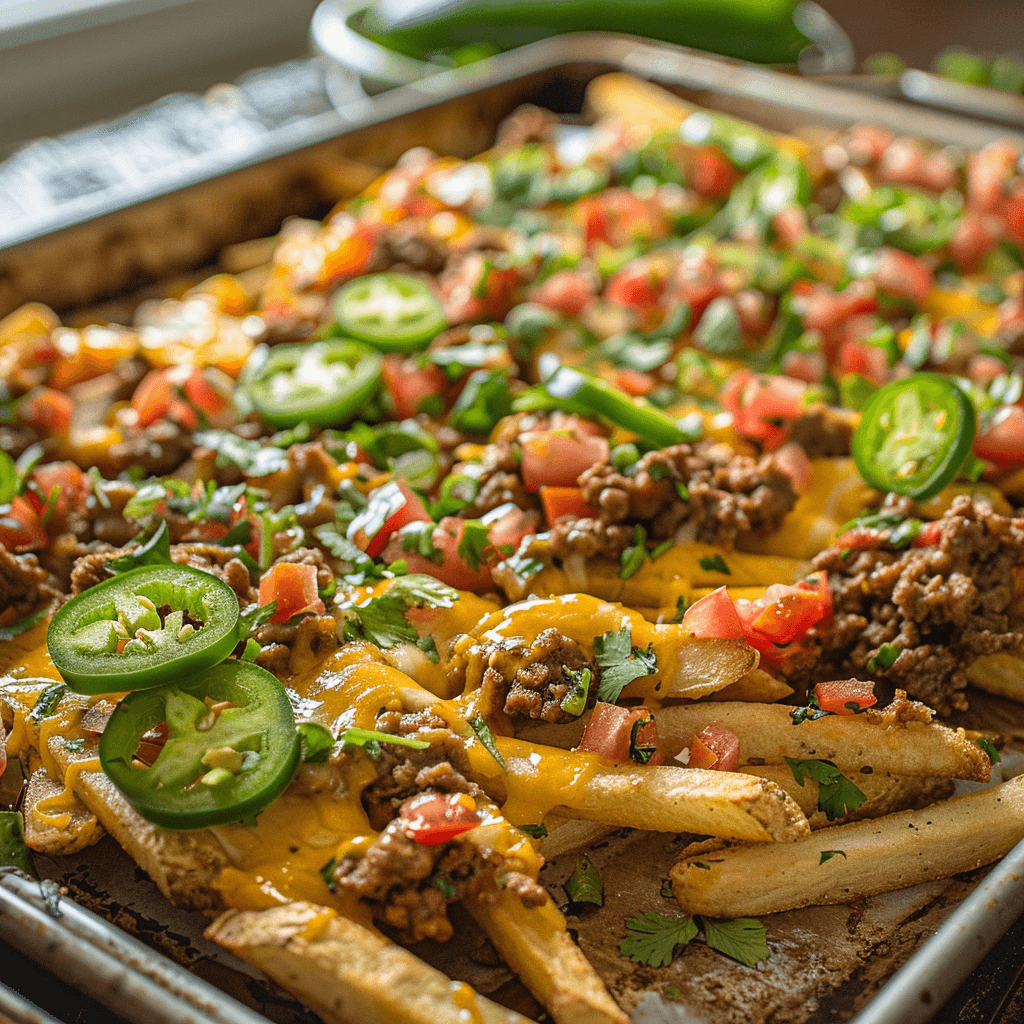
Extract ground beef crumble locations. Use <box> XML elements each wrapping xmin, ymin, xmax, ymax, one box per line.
<box><xmin>794</xmin><ymin>496</ymin><xmax>1024</xmax><ymax>715</ymax></box>
<box><xmin>786</xmin><ymin>406</ymin><xmax>858</xmax><ymax>458</ymax></box>
<box><xmin>549</xmin><ymin>439</ymin><xmax>798</xmax><ymax>560</ymax></box>
<box><xmin>447</xmin><ymin>627</ymin><xmax>599</xmax><ymax>724</ymax></box>
<box><xmin>334</xmin><ymin>720</ymin><xmax>545</xmax><ymax>942</ymax></box>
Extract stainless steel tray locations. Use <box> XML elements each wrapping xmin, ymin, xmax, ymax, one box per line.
<box><xmin>2</xmin><ymin>34</ymin><xmax>1024</xmax><ymax>1024</ymax></box>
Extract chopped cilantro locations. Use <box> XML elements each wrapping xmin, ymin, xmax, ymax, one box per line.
<box><xmin>297</xmin><ymin>723</ymin><xmax>335</xmax><ymax>763</ymax></box>
<box><xmin>784</xmin><ymin>758</ymin><xmax>867</xmax><ymax>820</ymax></box>
<box><xmin>593</xmin><ymin>627</ymin><xmax>658</xmax><ymax>702</ymax></box>
<box><xmin>789</xmin><ymin>694</ymin><xmax>832</xmax><ymax>725</ymax></box>
<box><xmin>650</xmin><ymin>539</ymin><xmax>675</xmax><ymax>561</ymax></box>
<box><xmin>866</xmin><ymin>642</ymin><xmax>900</xmax><ymax>672</ymax></box>
<box><xmin>399</xmin><ymin>520</ymin><xmax>444</xmax><ymax>565</ymax></box>
<box><xmin>670</xmin><ymin>595</ymin><xmax>689</xmax><ymax>623</ymax></box>
<box><xmin>435</xmin><ymin>877</ymin><xmax>456</xmax><ymax>899</ymax></box>
<box><xmin>342</xmin><ymin>575</ymin><xmax>459</xmax><ymax>651</ymax></box>
<box><xmin>469</xmin><ymin>715</ymin><xmax>507</xmax><ymax>772</ymax></box>
<box><xmin>701</xmin><ymin>917</ymin><xmax>769</xmax><ymax>968</ymax></box>
<box><xmin>63</xmin><ymin>737</ymin><xmax>86</xmax><ymax>754</ymax></box>
<box><xmin>674</xmin><ymin>481</ymin><xmax>690</xmax><ymax>502</ymax></box>
<box><xmin>27</xmin><ymin>683</ymin><xmax>68</xmax><ymax>723</ymax></box>
<box><xmin>698</xmin><ymin>554</ymin><xmax>730</xmax><ymax>575</ymax></box>
<box><xmin>663</xmin><ymin>988</ymin><xmax>681</xmax><ymax>1002</ymax></box>
<box><xmin>565</xmin><ymin>856</ymin><xmax>604</xmax><ymax>906</ymax></box>
<box><xmin>238</xmin><ymin>601</ymin><xmax>277</xmax><ymax>639</ymax></box>
<box><xmin>518</xmin><ymin>823</ymin><xmax>548</xmax><ymax>838</ymax></box>
<box><xmin>819</xmin><ymin>850</ymin><xmax>847</xmax><ymax>865</ymax></box>
<box><xmin>106</xmin><ymin>522</ymin><xmax>172</xmax><ymax>575</ymax></box>
<box><xmin>457</xmin><ymin>519</ymin><xmax>492</xmax><ymax>572</ymax></box>
<box><xmin>620</xmin><ymin>912</ymin><xmax>698</xmax><ymax>967</ymax></box>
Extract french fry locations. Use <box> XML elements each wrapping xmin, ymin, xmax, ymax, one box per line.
<box><xmin>585</xmin><ymin>72</ymin><xmax>699</xmax><ymax>132</ymax></box>
<box><xmin>670</xmin><ymin>775</ymin><xmax>1024</xmax><ymax>917</ymax></box>
<box><xmin>466</xmin><ymin>888</ymin><xmax>628</xmax><ymax>1024</ymax></box>
<box><xmin>707</xmin><ymin>668</ymin><xmax>794</xmax><ymax>703</ymax></box>
<box><xmin>966</xmin><ymin>652</ymin><xmax>1024</xmax><ymax>702</ymax></box>
<box><xmin>739</xmin><ymin>765</ymin><xmax>955</xmax><ymax>826</ymax></box>
<box><xmin>654</xmin><ymin>698</ymin><xmax>991</xmax><ymax>782</ymax></box>
<box><xmin>207</xmin><ymin>903</ymin><xmax>531</xmax><ymax>1024</ymax></box>
<box><xmin>495</xmin><ymin>739</ymin><xmax>809</xmax><ymax>843</ymax></box>
<box><xmin>538</xmin><ymin>817</ymin><xmax>616</xmax><ymax>860</ymax></box>
<box><xmin>22</xmin><ymin>767</ymin><xmax>104</xmax><ymax>856</ymax></box>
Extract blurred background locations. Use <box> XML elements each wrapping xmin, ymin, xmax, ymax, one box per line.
<box><xmin>2</xmin><ymin>0</ymin><xmax>1023</xmax><ymax>150</ymax></box>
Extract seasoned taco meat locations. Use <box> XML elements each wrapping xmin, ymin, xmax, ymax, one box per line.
<box><xmin>796</xmin><ymin>496</ymin><xmax>1024</xmax><ymax>715</ymax></box>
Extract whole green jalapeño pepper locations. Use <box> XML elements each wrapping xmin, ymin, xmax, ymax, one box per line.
<box><xmin>47</xmin><ymin>565</ymin><xmax>242</xmax><ymax>695</ymax></box>
<box><xmin>99</xmin><ymin>660</ymin><xmax>300</xmax><ymax>829</ymax></box>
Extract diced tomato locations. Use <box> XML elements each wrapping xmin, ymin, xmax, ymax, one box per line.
<box><xmin>675</xmin><ymin>276</ymin><xmax>723</xmax><ymax>324</ymax></box>
<box><xmin>814</xmin><ymin>678</ymin><xmax>877</xmax><ymax>714</ymax></box>
<box><xmin>734</xmin><ymin>574</ymin><xmax>831</xmax><ymax>665</ymax></box>
<box><xmin>744</xmin><ymin>584</ymin><xmax>830</xmax><ymax>644</ymax></box>
<box><xmin>772</xmin><ymin>205</ymin><xmax>808</xmax><ymax>245</ymax></box>
<box><xmin>682</xmin><ymin>586</ymin><xmax>745</xmax><ymax>641</ymax></box>
<box><xmin>1000</xmin><ymin>297</ymin><xmax>1024</xmax><ymax>335</ymax></box>
<box><xmin>686</xmin><ymin>723</ymin><xmax>740</xmax><ymax>773</ymax></box>
<box><xmin>604</xmin><ymin>260</ymin><xmax>666</xmax><ymax>311</ymax></box>
<box><xmin>968</xmin><ymin>354</ymin><xmax>1007</xmax><ymax>384</ymax></box>
<box><xmin>259</xmin><ymin>562</ymin><xmax>326</xmax><ymax>624</ymax></box>
<box><xmin>967</xmin><ymin>141</ymin><xmax>1019</xmax><ymax>215</ymax></box>
<box><xmin>578</xmin><ymin>702</ymin><xmax>663</xmax><ymax>766</ymax></box>
<box><xmin>878</xmin><ymin>139</ymin><xmax>955</xmax><ymax>192</ymax></box>
<box><xmin>911</xmin><ymin>520</ymin><xmax>943</xmax><ymax>548</ymax></box>
<box><xmin>316</xmin><ymin>222</ymin><xmax>380</xmax><ymax>288</ymax></box>
<box><xmin>1005</xmin><ymin>190</ymin><xmax>1024</xmax><ymax>249</ymax></box>
<box><xmin>0</xmin><ymin>496</ymin><xmax>48</xmax><ymax>553</ymax></box>
<box><xmin>381</xmin><ymin>354</ymin><xmax>447</xmax><ymax>420</ymax></box>
<box><xmin>720</xmin><ymin>369</ymin><xmax>808</xmax><ymax>449</ymax></box>
<box><xmin>183</xmin><ymin>367</ymin><xmax>236</xmax><ymax>428</ymax></box>
<box><xmin>781</xmin><ymin>349</ymin><xmax>826</xmax><ymax>385</ymax></box>
<box><xmin>734</xmin><ymin>289</ymin><xmax>773</xmax><ymax>338</ymax></box>
<box><xmin>520</xmin><ymin>429</ymin><xmax>610</xmax><ymax>491</ymax></box>
<box><xmin>690</xmin><ymin>147</ymin><xmax>739</xmax><ymax>199</ymax></box>
<box><xmin>771</xmin><ymin>442</ymin><xmax>812</xmax><ymax>496</ymax></box>
<box><xmin>845</xmin><ymin>124</ymin><xmax>895</xmax><ymax>163</ymax></box>
<box><xmin>577</xmin><ymin>189</ymin><xmax>666</xmax><ymax>248</ymax></box>
<box><xmin>440</xmin><ymin>253</ymin><xmax>519</xmax><ymax>324</ymax></box>
<box><xmin>396</xmin><ymin>516</ymin><xmax>492</xmax><ymax>591</ymax></box>
<box><xmin>836</xmin><ymin>339</ymin><xmax>889</xmax><ymax>387</ymax></box>
<box><xmin>530</xmin><ymin>270</ymin><xmax>595</xmax><ymax>316</ymax></box>
<box><xmin>950</xmin><ymin>213</ymin><xmax>998</xmax><ymax>271</ymax></box>
<box><xmin>26</xmin><ymin>461</ymin><xmax>87</xmax><ymax>526</ymax></box>
<box><xmin>973</xmin><ymin>405</ymin><xmax>1024</xmax><ymax>465</ymax></box>
<box><xmin>485</xmin><ymin>504</ymin><xmax>540</xmax><ymax>557</ymax></box>
<box><xmin>350</xmin><ymin>480</ymin><xmax>433</xmax><ymax>558</ymax></box>
<box><xmin>607</xmin><ymin>367</ymin><xmax>656</xmax><ymax>396</ymax></box>
<box><xmin>539</xmin><ymin>486</ymin><xmax>595</xmax><ymax>525</ymax></box>
<box><xmin>131</xmin><ymin>369</ymin><xmax>199</xmax><ymax>430</ymax></box>
<box><xmin>798</xmin><ymin>280</ymin><xmax>878</xmax><ymax>332</ymax></box>
<box><xmin>873</xmin><ymin>247</ymin><xmax>933</xmax><ymax>304</ymax></box>
<box><xmin>399</xmin><ymin>792</ymin><xmax>481</xmax><ymax>846</ymax></box>
<box><xmin>19</xmin><ymin>388</ymin><xmax>73</xmax><ymax>435</ymax></box>
<box><xmin>0</xmin><ymin>728</ymin><xmax>7</xmax><ymax>780</ymax></box>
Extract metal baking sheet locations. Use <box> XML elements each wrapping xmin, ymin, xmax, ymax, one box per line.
<box><xmin>2</xmin><ymin>34</ymin><xmax>1024</xmax><ymax>1024</ymax></box>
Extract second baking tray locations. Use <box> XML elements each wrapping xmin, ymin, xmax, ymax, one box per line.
<box><xmin>2</xmin><ymin>32</ymin><xmax>1024</xmax><ymax>1024</ymax></box>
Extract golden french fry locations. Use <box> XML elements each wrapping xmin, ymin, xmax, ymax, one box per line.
<box><xmin>496</xmin><ymin>738</ymin><xmax>809</xmax><ymax>843</ymax></box>
<box><xmin>655</xmin><ymin>698</ymin><xmax>991</xmax><ymax>782</ymax></box>
<box><xmin>670</xmin><ymin>775</ymin><xmax>1024</xmax><ymax>917</ymax></box>
<box><xmin>466</xmin><ymin>888</ymin><xmax>628</xmax><ymax>1024</ymax></box>
<box><xmin>584</xmin><ymin>72</ymin><xmax>698</xmax><ymax>132</ymax></box>
<box><xmin>708</xmin><ymin>668</ymin><xmax>794</xmax><ymax>703</ymax></box>
<box><xmin>42</xmin><ymin>731</ymin><xmax>230</xmax><ymax>913</ymax></box>
<box><xmin>966</xmin><ymin>652</ymin><xmax>1024</xmax><ymax>702</ymax></box>
<box><xmin>739</xmin><ymin>765</ymin><xmax>955</xmax><ymax>826</ymax></box>
<box><xmin>207</xmin><ymin>903</ymin><xmax>531</xmax><ymax>1024</ymax></box>
<box><xmin>22</xmin><ymin>767</ymin><xmax>104</xmax><ymax>856</ymax></box>
<box><xmin>538</xmin><ymin>817</ymin><xmax>616</xmax><ymax>860</ymax></box>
